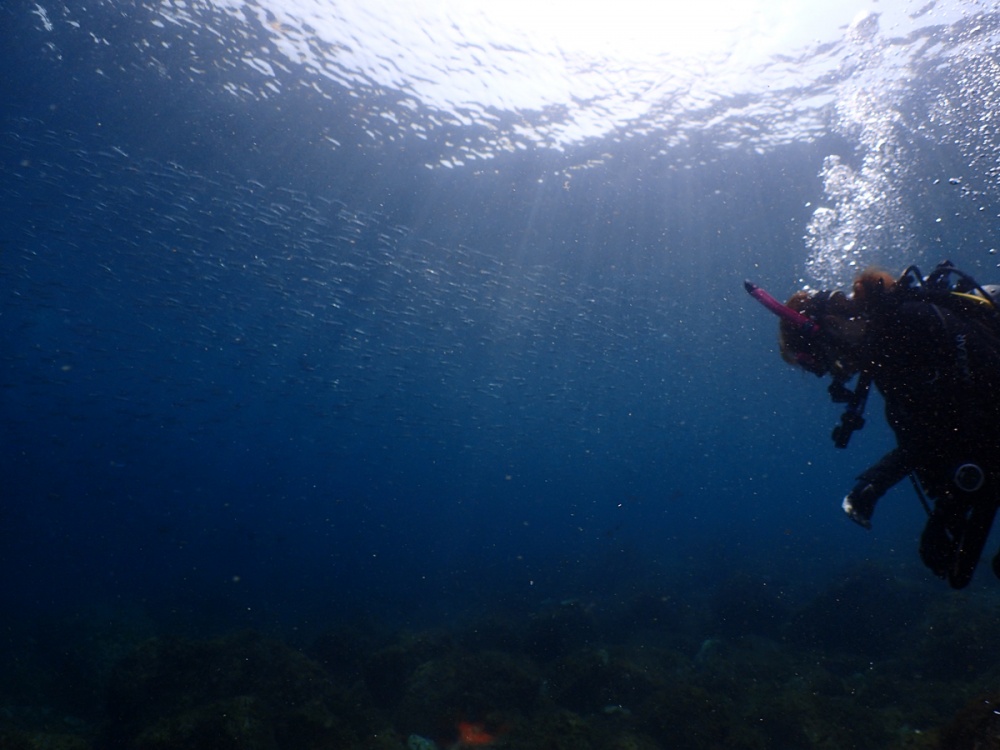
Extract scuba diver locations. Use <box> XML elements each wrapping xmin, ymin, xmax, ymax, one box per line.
<box><xmin>746</xmin><ymin>261</ymin><xmax>1000</xmax><ymax>589</ymax></box>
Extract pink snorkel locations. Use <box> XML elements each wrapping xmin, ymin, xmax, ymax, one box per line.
<box><xmin>744</xmin><ymin>280</ymin><xmax>820</xmax><ymax>335</ymax></box>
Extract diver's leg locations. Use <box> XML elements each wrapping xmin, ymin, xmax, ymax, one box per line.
<box><xmin>920</xmin><ymin>511</ymin><xmax>957</xmax><ymax>580</ymax></box>
<box><xmin>948</xmin><ymin>499</ymin><xmax>998</xmax><ymax>589</ymax></box>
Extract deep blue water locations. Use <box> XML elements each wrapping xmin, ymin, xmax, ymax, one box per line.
<box><xmin>6</xmin><ymin>1</ymin><xmax>1000</xmax><ymax>745</ymax></box>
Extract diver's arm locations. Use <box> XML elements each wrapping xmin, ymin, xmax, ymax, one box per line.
<box><xmin>842</xmin><ymin>448</ymin><xmax>914</xmax><ymax>529</ymax></box>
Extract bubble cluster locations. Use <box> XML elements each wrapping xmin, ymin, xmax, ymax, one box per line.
<box><xmin>804</xmin><ymin>12</ymin><xmax>917</xmax><ymax>287</ymax></box>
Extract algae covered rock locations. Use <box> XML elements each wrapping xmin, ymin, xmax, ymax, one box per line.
<box><xmin>0</xmin><ymin>731</ymin><xmax>93</xmax><ymax>750</ymax></box>
<box><xmin>546</xmin><ymin>646</ymin><xmax>669</xmax><ymax>715</ymax></box>
<box><xmin>361</xmin><ymin>629</ymin><xmax>456</xmax><ymax>710</ymax></box>
<box><xmin>906</xmin><ymin>595</ymin><xmax>1000</xmax><ymax>681</ymax></box>
<box><xmin>132</xmin><ymin>695</ymin><xmax>276</xmax><ymax>750</ymax></box>
<box><xmin>524</xmin><ymin>601</ymin><xmax>598</xmax><ymax>663</ymax></box>
<box><xmin>394</xmin><ymin>648</ymin><xmax>540</xmax><ymax>740</ymax></box>
<box><xmin>785</xmin><ymin>563</ymin><xmax>928</xmax><ymax>657</ymax></box>
<box><xmin>709</xmin><ymin>573</ymin><xmax>790</xmax><ymax>640</ymax></box>
<box><xmin>936</xmin><ymin>692</ymin><xmax>1000</xmax><ymax>750</ymax></box>
<box><xmin>103</xmin><ymin>630</ymin><xmax>368</xmax><ymax>749</ymax></box>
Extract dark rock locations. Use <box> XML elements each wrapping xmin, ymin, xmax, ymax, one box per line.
<box><xmin>103</xmin><ymin>630</ymin><xmax>367</xmax><ymax>750</ymax></box>
<box><xmin>394</xmin><ymin>649</ymin><xmax>540</xmax><ymax>741</ymax></box>
<box><xmin>784</xmin><ymin>563</ymin><xmax>929</xmax><ymax>657</ymax></box>
<box><xmin>709</xmin><ymin>573</ymin><xmax>790</xmax><ymax>639</ymax></box>
<box><xmin>935</xmin><ymin>692</ymin><xmax>1000</xmax><ymax>750</ymax></box>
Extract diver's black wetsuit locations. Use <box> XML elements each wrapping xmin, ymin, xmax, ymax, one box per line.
<box><xmin>853</xmin><ymin>298</ymin><xmax>1000</xmax><ymax>588</ymax></box>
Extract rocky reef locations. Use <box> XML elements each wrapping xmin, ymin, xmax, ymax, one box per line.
<box><xmin>4</xmin><ymin>563</ymin><xmax>1000</xmax><ymax>749</ymax></box>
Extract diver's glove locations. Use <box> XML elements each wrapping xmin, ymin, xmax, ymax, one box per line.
<box><xmin>842</xmin><ymin>482</ymin><xmax>879</xmax><ymax>529</ymax></box>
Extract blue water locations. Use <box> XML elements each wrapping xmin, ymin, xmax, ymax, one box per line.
<box><xmin>5</xmin><ymin>1</ymin><xmax>1000</xmax><ymax>746</ymax></box>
